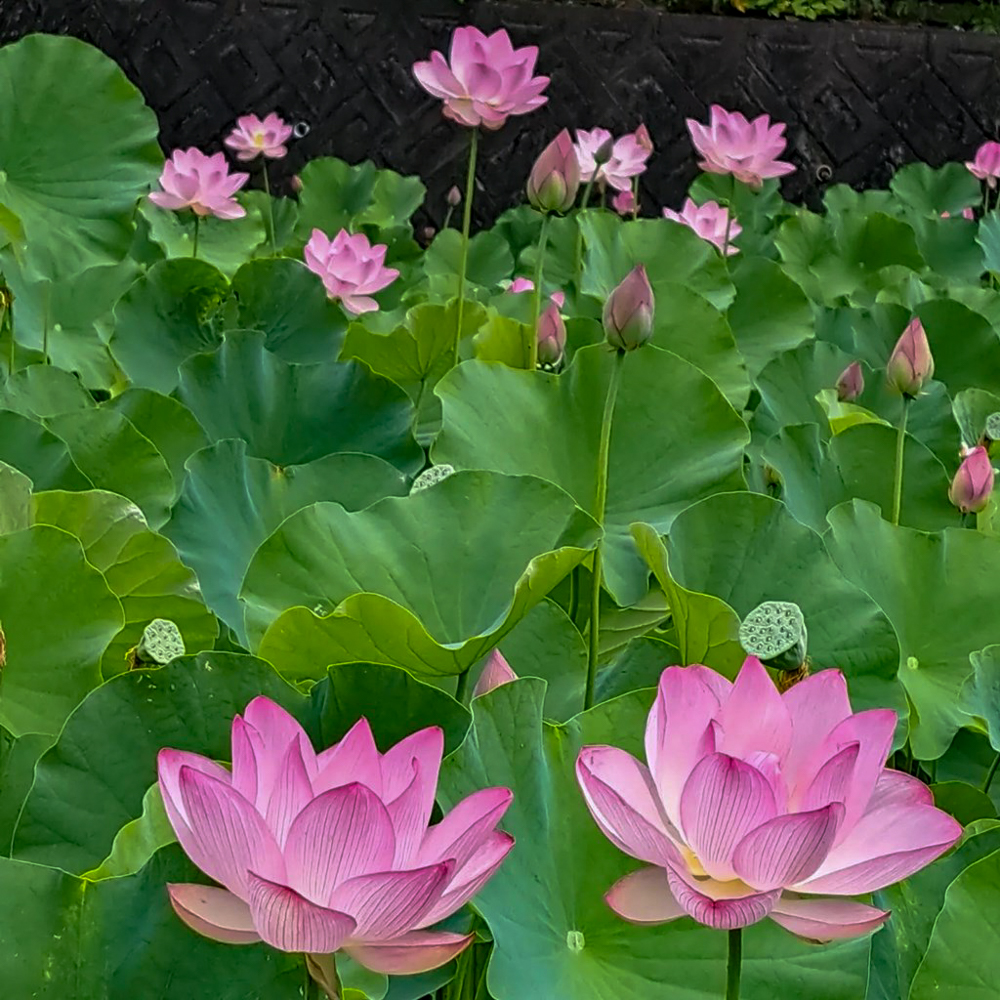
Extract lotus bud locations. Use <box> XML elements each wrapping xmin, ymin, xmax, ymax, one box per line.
<box><xmin>948</xmin><ymin>445</ymin><xmax>995</xmax><ymax>514</ymax></box>
<box><xmin>537</xmin><ymin>301</ymin><xmax>567</xmax><ymax>366</ymax></box>
<box><xmin>135</xmin><ymin>619</ymin><xmax>185</xmax><ymax>667</ymax></box>
<box><xmin>836</xmin><ymin>360</ymin><xmax>865</xmax><ymax>402</ymax></box>
<box><xmin>527</xmin><ymin>129</ymin><xmax>581</xmax><ymax>214</ymax></box>
<box><xmin>985</xmin><ymin>412</ymin><xmax>1000</xmax><ymax>443</ymax></box>
<box><xmin>886</xmin><ymin>318</ymin><xmax>934</xmax><ymax>398</ymax></box>
<box><xmin>738</xmin><ymin>601</ymin><xmax>808</xmax><ymax>684</ymax></box>
<box><xmin>289</xmin><ymin>174</ymin><xmax>303</xmax><ymax>194</ymax></box>
<box><xmin>602</xmin><ymin>264</ymin><xmax>654</xmax><ymax>351</ymax></box>
<box><xmin>473</xmin><ymin>650</ymin><xmax>518</xmax><ymax>698</ymax></box>
<box><xmin>411</xmin><ymin>464</ymin><xmax>455</xmax><ymax>494</ymax></box>
<box><xmin>594</xmin><ymin>134</ymin><xmax>616</xmax><ymax>166</ymax></box>
<box><xmin>447</xmin><ymin>185</ymin><xmax>462</xmax><ymax>207</ymax></box>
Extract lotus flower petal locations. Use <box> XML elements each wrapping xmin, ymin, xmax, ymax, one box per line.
<box><xmin>769</xmin><ymin>896</ymin><xmax>890</xmax><ymax>942</ymax></box>
<box><xmin>168</xmin><ymin>883</ymin><xmax>261</xmax><ymax>944</ymax></box>
<box><xmin>344</xmin><ymin>929</ymin><xmax>474</xmax><ymax>975</ymax></box>
<box><xmin>605</xmin><ymin>866</ymin><xmax>687</xmax><ymax>924</ymax></box>
<box><xmin>247</xmin><ymin>872</ymin><xmax>356</xmax><ymax>953</ymax></box>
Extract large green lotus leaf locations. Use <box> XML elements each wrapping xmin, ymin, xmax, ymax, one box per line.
<box><xmin>163</xmin><ymin>439</ymin><xmax>407</xmax><ymax>641</ymax></box>
<box><xmin>0</xmin><ymin>35</ymin><xmax>161</xmax><ymax>279</ymax></box>
<box><xmin>910</xmin><ymin>213</ymin><xmax>984</xmax><ymax>283</ymax></box>
<box><xmin>0</xmin><ymin>847</ymin><xmax>301</xmax><ymax>998</ymax></box>
<box><xmin>0</xmin><ymin>459</ymin><xmax>31</xmax><ymax>534</ymax></box>
<box><xmin>915</xmin><ymin>298</ymin><xmax>1000</xmax><ymax>396</ymax></box>
<box><xmin>438</xmin><ymin>679</ymin><xmax>871</xmax><ymax>1000</ymax></box>
<box><xmin>434</xmin><ymin>345</ymin><xmax>749</xmax><ymax>607</ymax></box>
<box><xmin>0</xmin><ymin>409</ymin><xmax>90</xmax><ymax>490</ymax></box>
<box><xmin>775</xmin><ymin>211</ymin><xmax>862</xmax><ymax>306</ymax></box>
<box><xmin>85</xmin><ymin>782</ymin><xmax>173</xmax><ymax>879</ymax></box>
<box><xmin>177</xmin><ymin>330</ymin><xmax>423</xmax><ymax>472</ymax></box>
<box><xmin>727</xmin><ymin>256</ymin><xmax>814</xmax><ymax>378</ymax></box>
<box><xmin>422</xmin><ymin>228</ymin><xmax>515</xmax><ymax>300</ymax></box>
<box><xmin>0</xmin><ymin>525</ymin><xmax>123</xmax><ymax>737</ymax></box>
<box><xmin>109</xmin><ymin>258</ymin><xmax>230</xmax><ymax>393</ymax></box>
<box><xmin>247</xmin><ymin>471</ymin><xmax>601</xmax><ymax>677</ymax></box>
<box><xmin>12</xmin><ymin>651</ymin><xmax>303</xmax><ymax>872</ymax></box>
<box><xmin>976</xmin><ymin>208</ymin><xmax>1000</xmax><ymax>276</ymax></box>
<box><xmin>595</xmin><ymin>635</ymin><xmax>679</xmax><ymax>703</ymax></box>
<box><xmin>631</xmin><ymin>522</ymin><xmax>744</xmax><ymax>677</ymax></box>
<box><xmin>103</xmin><ymin>388</ymin><xmax>209</xmax><ymax>497</ymax></box>
<box><xmin>666</xmin><ymin>492</ymin><xmax>902</xmax><ymax>716</ymax></box>
<box><xmin>32</xmin><ymin>490</ymin><xmax>217</xmax><ymax>673</ymax></box>
<box><xmin>966</xmin><ymin>646</ymin><xmax>1000</xmax><ymax>752</ymax></box>
<box><xmin>890</xmin><ymin>162</ymin><xmax>982</xmax><ymax>216</ymax></box>
<box><xmin>0</xmin><ymin>730</ymin><xmax>51</xmax><ymax>853</ymax></box>
<box><xmin>45</xmin><ymin>409</ymin><xmax>174</xmax><ymax>529</ymax></box>
<box><xmin>0</xmin><ymin>363</ymin><xmax>95</xmax><ymax>418</ymax></box>
<box><xmin>580</xmin><ymin>213</ymin><xmax>733</xmax><ymax>311</ymax></box>
<box><xmin>953</xmin><ymin>388</ymin><xmax>1000</xmax><ymax>450</ymax></box>
<box><xmin>826</xmin><ymin>500</ymin><xmax>1000</xmax><ymax>758</ymax></box>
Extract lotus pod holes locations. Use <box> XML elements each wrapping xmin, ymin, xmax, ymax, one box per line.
<box><xmin>985</xmin><ymin>412</ymin><xmax>1000</xmax><ymax>443</ymax></box>
<box><xmin>135</xmin><ymin>618</ymin><xmax>186</xmax><ymax>666</ymax></box>
<box><xmin>738</xmin><ymin>601</ymin><xmax>808</xmax><ymax>676</ymax></box>
<box><xmin>410</xmin><ymin>464</ymin><xmax>455</xmax><ymax>494</ymax></box>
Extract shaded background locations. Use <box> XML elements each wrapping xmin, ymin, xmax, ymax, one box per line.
<box><xmin>3</xmin><ymin>0</ymin><xmax>1000</xmax><ymax>221</ymax></box>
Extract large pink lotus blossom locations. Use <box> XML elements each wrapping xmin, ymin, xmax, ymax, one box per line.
<box><xmin>304</xmin><ymin>228</ymin><xmax>400</xmax><ymax>315</ymax></box>
<box><xmin>574</xmin><ymin>126</ymin><xmax>653</xmax><ymax>193</ymax></box>
<box><xmin>686</xmin><ymin>105</ymin><xmax>795</xmax><ymax>189</ymax></box>
<box><xmin>412</xmin><ymin>26</ymin><xmax>549</xmax><ymax>130</ymax></box>
<box><xmin>149</xmin><ymin>148</ymin><xmax>249</xmax><ymax>219</ymax></box>
<box><xmin>577</xmin><ymin>657</ymin><xmax>961</xmax><ymax>939</ymax></box>
<box><xmin>966</xmin><ymin>141</ymin><xmax>1000</xmax><ymax>188</ymax></box>
<box><xmin>224</xmin><ymin>112</ymin><xmax>294</xmax><ymax>161</ymax></box>
<box><xmin>662</xmin><ymin>199</ymin><xmax>741</xmax><ymax>256</ymax></box>
<box><xmin>159</xmin><ymin>697</ymin><xmax>513</xmax><ymax>974</ymax></box>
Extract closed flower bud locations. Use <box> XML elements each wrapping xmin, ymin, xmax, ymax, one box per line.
<box><xmin>836</xmin><ymin>361</ymin><xmax>865</xmax><ymax>402</ymax></box>
<box><xmin>447</xmin><ymin>185</ymin><xmax>462</xmax><ymax>207</ymax></box>
<box><xmin>949</xmin><ymin>445</ymin><xmax>995</xmax><ymax>514</ymax></box>
<box><xmin>886</xmin><ymin>318</ymin><xmax>934</xmax><ymax>398</ymax></box>
<box><xmin>473</xmin><ymin>650</ymin><xmax>518</xmax><ymax>698</ymax></box>
<box><xmin>537</xmin><ymin>301</ymin><xmax>567</xmax><ymax>366</ymax></box>
<box><xmin>602</xmin><ymin>265</ymin><xmax>654</xmax><ymax>351</ymax></box>
<box><xmin>594</xmin><ymin>135</ymin><xmax>616</xmax><ymax>166</ymax></box>
<box><xmin>527</xmin><ymin>129</ymin><xmax>581</xmax><ymax>214</ymax></box>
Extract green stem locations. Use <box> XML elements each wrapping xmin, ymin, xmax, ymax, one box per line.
<box><xmin>262</xmin><ymin>160</ymin><xmax>278</xmax><ymax>257</ymax></box>
<box><xmin>722</xmin><ymin>174</ymin><xmax>737</xmax><ymax>257</ymax></box>
<box><xmin>584</xmin><ymin>349</ymin><xmax>627</xmax><ymax>711</ymax></box>
<box><xmin>454</xmin><ymin>127</ymin><xmax>479</xmax><ymax>367</ymax></box>
<box><xmin>304</xmin><ymin>953</ymin><xmax>342</xmax><ymax>1000</ymax></box>
<box><xmin>443</xmin><ymin>205</ymin><xmax>455</xmax><ymax>230</ymax></box>
<box><xmin>41</xmin><ymin>284</ymin><xmax>50</xmax><ymax>365</ymax></box>
<box><xmin>529</xmin><ymin>213</ymin><xmax>551</xmax><ymax>370</ymax></box>
<box><xmin>983</xmin><ymin>752</ymin><xmax>1000</xmax><ymax>795</ymax></box>
<box><xmin>192</xmin><ymin>214</ymin><xmax>201</xmax><ymax>260</ymax></box>
<box><xmin>891</xmin><ymin>399</ymin><xmax>910</xmax><ymax>526</ymax></box>
<box><xmin>631</xmin><ymin>175</ymin><xmax>639</xmax><ymax>220</ymax></box>
<box><xmin>568</xmin><ymin>565</ymin><xmax>581</xmax><ymax>626</ymax></box>
<box><xmin>726</xmin><ymin>928</ymin><xmax>743</xmax><ymax>1000</ymax></box>
<box><xmin>1</xmin><ymin>298</ymin><xmax>10</xmax><ymax>375</ymax></box>
<box><xmin>454</xmin><ymin>668</ymin><xmax>471</xmax><ymax>705</ymax></box>
<box><xmin>574</xmin><ymin>178</ymin><xmax>596</xmax><ymax>292</ymax></box>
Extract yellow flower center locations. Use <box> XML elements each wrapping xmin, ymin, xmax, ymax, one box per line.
<box><xmin>253</xmin><ymin>132</ymin><xmax>266</xmax><ymax>147</ymax></box>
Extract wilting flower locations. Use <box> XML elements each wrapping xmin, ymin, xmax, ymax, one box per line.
<box><xmin>412</xmin><ymin>26</ymin><xmax>548</xmax><ymax>130</ymax></box>
<box><xmin>224</xmin><ymin>113</ymin><xmax>294</xmax><ymax>161</ymax></box>
<box><xmin>304</xmin><ymin>229</ymin><xmax>399</xmax><ymax>315</ymax></box>
<box><xmin>966</xmin><ymin>141</ymin><xmax>1000</xmax><ymax>188</ymax></box>
<box><xmin>574</xmin><ymin>125</ymin><xmax>653</xmax><ymax>193</ymax></box>
<box><xmin>949</xmin><ymin>445</ymin><xmax>995</xmax><ymax>514</ymax></box>
<box><xmin>159</xmin><ymin>697</ymin><xmax>513</xmax><ymax>973</ymax></box>
<box><xmin>686</xmin><ymin>105</ymin><xmax>795</xmax><ymax>188</ymax></box>
<box><xmin>473</xmin><ymin>651</ymin><xmax>519</xmax><ymax>697</ymax></box>
<box><xmin>662</xmin><ymin>199</ymin><xmax>741</xmax><ymax>256</ymax></box>
<box><xmin>886</xmin><ymin>317</ymin><xmax>935</xmax><ymax>398</ymax></box>
<box><xmin>149</xmin><ymin>148</ymin><xmax>249</xmax><ymax>219</ymax></box>
<box><xmin>578</xmin><ymin>657</ymin><xmax>961</xmax><ymax>939</ymax></box>
<box><xmin>603</xmin><ymin>265</ymin><xmax>654</xmax><ymax>351</ymax></box>
<box><xmin>836</xmin><ymin>361</ymin><xmax>865</xmax><ymax>403</ymax></box>
<box><xmin>527</xmin><ymin>130</ymin><xmax>581</xmax><ymax>213</ymax></box>
<box><xmin>612</xmin><ymin>190</ymin><xmax>637</xmax><ymax>216</ymax></box>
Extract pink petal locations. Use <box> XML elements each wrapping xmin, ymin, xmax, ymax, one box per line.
<box><xmin>418</xmin><ymin>786</ymin><xmax>513</xmax><ymax>869</ymax></box>
<box><xmin>230</xmin><ymin>717</ymin><xmax>259</xmax><ymax>805</ymax></box>
<box><xmin>263</xmin><ymin>737</ymin><xmax>315</xmax><ymax>846</ymax></box>
<box><xmin>314</xmin><ymin>717</ymin><xmax>383</xmax><ymax>796</ymax></box>
<box><xmin>283</xmin><ymin>783</ymin><xmax>396</xmax><ymax>902</ymax></box>
<box><xmin>247</xmin><ymin>871</ymin><xmax>356</xmax><ymax>953</ymax></box>
<box><xmin>473</xmin><ymin>651</ymin><xmax>518</xmax><ymax>698</ymax></box>
<box><xmin>168</xmin><ymin>883</ymin><xmax>261</xmax><ymax>944</ymax></box>
<box><xmin>343</xmin><ymin>929</ymin><xmax>473</xmax><ymax>975</ymax></box>
<box><xmin>605</xmin><ymin>866</ymin><xmax>687</xmax><ymax>924</ymax></box>
<box><xmin>665</xmin><ymin>858</ymin><xmax>780</xmax><ymax>929</ymax></box>
<box><xmin>715</xmin><ymin>657</ymin><xmax>792</xmax><ymax>763</ymax></box>
<box><xmin>679</xmin><ymin>753</ymin><xmax>778</xmax><ymax>881</ymax></box>
<box><xmin>797</xmin><ymin>744</ymin><xmax>859</xmax><ymax>814</ymax></box>
<box><xmin>732</xmin><ymin>804</ymin><xmax>844</xmax><ymax>891</ymax></box>
<box><xmin>158</xmin><ymin>748</ymin><xmax>232</xmax><ymax>829</ymax></box>
<box><xmin>240</xmin><ymin>698</ymin><xmax>314</xmax><ymax>805</ymax></box>
<box><xmin>385</xmin><ymin>761</ymin><xmax>431</xmax><ymax>867</ymax></box>
<box><xmin>769</xmin><ymin>896</ymin><xmax>890</xmax><ymax>942</ymax></box>
<box><xmin>413</xmin><ymin>55</ymin><xmax>461</xmax><ymax>100</ymax></box>
<box><xmin>340</xmin><ymin>294</ymin><xmax>379</xmax><ymax>315</ymax></box>
<box><xmin>380</xmin><ymin>727</ymin><xmax>444</xmax><ymax>807</ymax></box>
<box><xmin>782</xmin><ymin>670</ymin><xmax>853</xmax><ymax>793</ymax></box>
<box><xmin>870</xmin><ymin>768</ymin><xmax>933</xmax><ymax>809</ymax></box>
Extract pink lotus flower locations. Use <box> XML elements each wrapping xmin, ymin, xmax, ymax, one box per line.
<box><xmin>886</xmin><ymin>317</ymin><xmax>935</xmax><ymax>398</ymax></box>
<box><xmin>473</xmin><ymin>651</ymin><xmax>519</xmax><ymax>697</ymax></box>
<box><xmin>686</xmin><ymin>105</ymin><xmax>796</xmax><ymax>189</ymax></box>
<box><xmin>836</xmin><ymin>361</ymin><xmax>865</xmax><ymax>403</ymax></box>
<box><xmin>149</xmin><ymin>148</ymin><xmax>249</xmax><ymax>219</ymax></box>
<box><xmin>949</xmin><ymin>445</ymin><xmax>995</xmax><ymax>513</ymax></box>
<box><xmin>966</xmin><ymin>141</ymin><xmax>1000</xmax><ymax>188</ymax></box>
<box><xmin>527</xmin><ymin>129</ymin><xmax>581</xmax><ymax>213</ymax></box>
<box><xmin>612</xmin><ymin>190</ymin><xmax>637</xmax><ymax>216</ymax></box>
<box><xmin>412</xmin><ymin>26</ymin><xmax>549</xmax><ymax>130</ymax></box>
<box><xmin>304</xmin><ymin>228</ymin><xmax>400</xmax><ymax>315</ymax></box>
<box><xmin>662</xmin><ymin>199</ymin><xmax>741</xmax><ymax>256</ymax></box>
<box><xmin>159</xmin><ymin>697</ymin><xmax>513</xmax><ymax>974</ymax></box>
<box><xmin>574</xmin><ymin>125</ymin><xmax>654</xmax><ymax>193</ymax></box>
<box><xmin>224</xmin><ymin>113</ymin><xmax>294</xmax><ymax>161</ymax></box>
<box><xmin>941</xmin><ymin>208</ymin><xmax>976</xmax><ymax>221</ymax></box>
<box><xmin>577</xmin><ymin>657</ymin><xmax>961</xmax><ymax>939</ymax></box>
<box><xmin>508</xmin><ymin>278</ymin><xmax>565</xmax><ymax>309</ymax></box>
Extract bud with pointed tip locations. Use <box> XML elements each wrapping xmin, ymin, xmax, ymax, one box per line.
<box><xmin>527</xmin><ymin>129</ymin><xmax>581</xmax><ymax>214</ymax></box>
<box><xmin>594</xmin><ymin>134</ymin><xmax>616</xmax><ymax>166</ymax></box>
<box><xmin>886</xmin><ymin>318</ymin><xmax>934</xmax><ymax>398</ymax></box>
<box><xmin>447</xmin><ymin>185</ymin><xmax>462</xmax><ymax>207</ymax></box>
<box><xmin>473</xmin><ymin>650</ymin><xmax>518</xmax><ymax>698</ymax></box>
<box><xmin>602</xmin><ymin>265</ymin><xmax>654</xmax><ymax>351</ymax></box>
<box><xmin>537</xmin><ymin>301</ymin><xmax>567</xmax><ymax>366</ymax></box>
<box><xmin>949</xmin><ymin>445</ymin><xmax>995</xmax><ymax>514</ymax></box>
<box><xmin>836</xmin><ymin>360</ymin><xmax>865</xmax><ymax>402</ymax></box>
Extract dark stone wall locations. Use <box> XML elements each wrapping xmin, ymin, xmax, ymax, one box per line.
<box><xmin>3</xmin><ymin>0</ymin><xmax>1000</xmax><ymax>221</ymax></box>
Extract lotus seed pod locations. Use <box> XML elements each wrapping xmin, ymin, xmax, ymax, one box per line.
<box><xmin>738</xmin><ymin>600</ymin><xmax>808</xmax><ymax>673</ymax></box>
<box><xmin>410</xmin><ymin>464</ymin><xmax>455</xmax><ymax>494</ymax></box>
<box><xmin>985</xmin><ymin>412</ymin><xmax>1000</xmax><ymax>443</ymax></box>
<box><xmin>136</xmin><ymin>619</ymin><xmax>185</xmax><ymax>666</ymax></box>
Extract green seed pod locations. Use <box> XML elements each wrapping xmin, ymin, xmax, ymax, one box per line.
<box><xmin>410</xmin><ymin>464</ymin><xmax>455</xmax><ymax>494</ymax></box>
<box><xmin>738</xmin><ymin>601</ymin><xmax>808</xmax><ymax>674</ymax></box>
<box><xmin>136</xmin><ymin>619</ymin><xmax>186</xmax><ymax>666</ymax></box>
<box><xmin>985</xmin><ymin>412</ymin><xmax>1000</xmax><ymax>443</ymax></box>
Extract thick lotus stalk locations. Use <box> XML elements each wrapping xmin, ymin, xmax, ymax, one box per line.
<box><xmin>603</xmin><ymin>265</ymin><xmax>654</xmax><ymax>352</ymax></box>
<box><xmin>738</xmin><ymin>601</ymin><xmax>808</xmax><ymax>681</ymax></box>
<box><xmin>136</xmin><ymin>619</ymin><xmax>186</xmax><ymax>667</ymax></box>
<box><xmin>410</xmin><ymin>464</ymin><xmax>455</xmax><ymax>494</ymax></box>
<box><xmin>527</xmin><ymin>130</ymin><xmax>581</xmax><ymax>214</ymax></box>
<box><xmin>473</xmin><ymin>650</ymin><xmax>518</xmax><ymax>698</ymax></box>
<box><xmin>949</xmin><ymin>445</ymin><xmax>995</xmax><ymax>514</ymax></box>
<box><xmin>835</xmin><ymin>361</ymin><xmax>865</xmax><ymax>403</ymax></box>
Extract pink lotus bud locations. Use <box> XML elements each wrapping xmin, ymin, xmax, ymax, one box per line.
<box><xmin>612</xmin><ymin>190</ymin><xmax>637</xmax><ymax>216</ymax></box>
<box><xmin>836</xmin><ymin>361</ymin><xmax>865</xmax><ymax>402</ymax></box>
<box><xmin>508</xmin><ymin>277</ymin><xmax>535</xmax><ymax>294</ymax></box>
<box><xmin>949</xmin><ymin>445</ymin><xmax>995</xmax><ymax>513</ymax></box>
<box><xmin>473</xmin><ymin>650</ymin><xmax>519</xmax><ymax>697</ymax></box>
<box><xmin>536</xmin><ymin>301</ymin><xmax>567</xmax><ymax>365</ymax></box>
<box><xmin>290</xmin><ymin>174</ymin><xmax>303</xmax><ymax>194</ymax></box>
<box><xmin>603</xmin><ymin>265</ymin><xmax>654</xmax><ymax>351</ymax></box>
<box><xmin>527</xmin><ymin>129</ymin><xmax>581</xmax><ymax>213</ymax></box>
<box><xmin>594</xmin><ymin>134</ymin><xmax>616</xmax><ymax>165</ymax></box>
<box><xmin>886</xmin><ymin>318</ymin><xmax>935</xmax><ymax>398</ymax></box>
<box><xmin>447</xmin><ymin>185</ymin><xmax>462</xmax><ymax>207</ymax></box>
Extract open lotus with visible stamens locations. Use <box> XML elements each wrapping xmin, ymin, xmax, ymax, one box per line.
<box><xmin>576</xmin><ymin>657</ymin><xmax>961</xmax><ymax>940</ymax></box>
